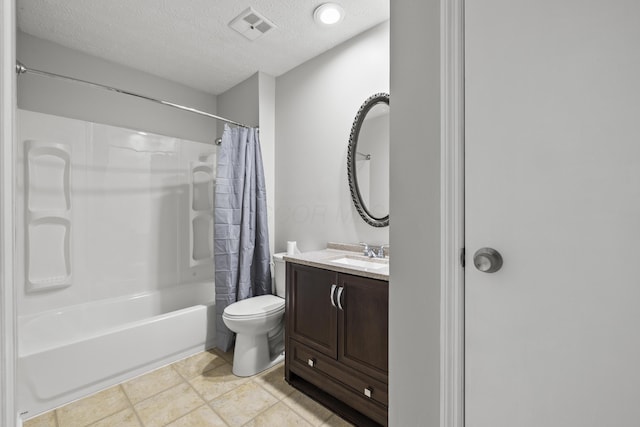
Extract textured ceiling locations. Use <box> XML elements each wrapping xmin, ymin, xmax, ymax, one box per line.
<box><xmin>17</xmin><ymin>0</ymin><xmax>389</xmax><ymax>95</ymax></box>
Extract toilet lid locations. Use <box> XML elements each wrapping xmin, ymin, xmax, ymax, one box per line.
<box><xmin>223</xmin><ymin>294</ymin><xmax>284</xmax><ymax>319</ymax></box>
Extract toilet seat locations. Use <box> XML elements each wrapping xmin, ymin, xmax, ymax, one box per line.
<box><xmin>223</xmin><ymin>295</ymin><xmax>284</xmax><ymax>321</ymax></box>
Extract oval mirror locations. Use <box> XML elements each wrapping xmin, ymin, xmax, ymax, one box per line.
<box><xmin>348</xmin><ymin>93</ymin><xmax>390</xmax><ymax>227</ymax></box>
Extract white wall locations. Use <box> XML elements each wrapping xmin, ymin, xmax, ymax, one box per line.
<box><xmin>216</xmin><ymin>73</ymin><xmax>259</xmax><ymax>131</ymax></box>
<box><xmin>275</xmin><ymin>22</ymin><xmax>390</xmax><ymax>253</ymax></box>
<box><xmin>258</xmin><ymin>73</ymin><xmax>277</xmax><ymax>260</ymax></box>
<box><xmin>17</xmin><ymin>32</ymin><xmax>218</xmax><ymax>143</ymax></box>
<box><xmin>217</xmin><ymin>72</ymin><xmax>277</xmax><ymax>261</ymax></box>
<box><xmin>389</xmin><ymin>1</ymin><xmax>441</xmax><ymax>425</ymax></box>
<box><xmin>16</xmin><ymin>110</ymin><xmax>216</xmax><ymax>317</ymax></box>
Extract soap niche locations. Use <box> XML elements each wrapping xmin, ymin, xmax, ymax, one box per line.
<box><xmin>27</xmin><ymin>143</ymin><xmax>71</xmax><ymax>212</ymax></box>
<box><xmin>192</xmin><ymin>167</ymin><xmax>213</xmax><ymax>211</ymax></box>
<box><xmin>192</xmin><ymin>215</ymin><xmax>213</xmax><ymax>262</ymax></box>
<box><xmin>24</xmin><ymin>141</ymin><xmax>72</xmax><ymax>292</ymax></box>
<box><xmin>189</xmin><ymin>162</ymin><xmax>214</xmax><ymax>267</ymax></box>
<box><xmin>26</xmin><ymin>217</ymin><xmax>72</xmax><ymax>291</ymax></box>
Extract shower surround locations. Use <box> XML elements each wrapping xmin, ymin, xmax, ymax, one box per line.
<box><xmin>15</xmin><ymin>110</ymin><xmax>216</xmax><ymax>418</ymax></box>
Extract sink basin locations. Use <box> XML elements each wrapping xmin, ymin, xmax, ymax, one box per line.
<box><xmin>330</xmin><ymin>255</ymin><xmax>388</xmax><ymax>270</ymax></box>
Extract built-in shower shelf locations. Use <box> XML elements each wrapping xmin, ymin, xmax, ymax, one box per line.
<box><xmin>30</xmin><ymin>276</ymin><xmax>70</xmax><ymax>285</ymax></box>
<box><xmin>28</xmin><ymin>276</ymin><xmax>72</xmax><ymax>291</ymax></box>
<box><xmin>24</xmin><ymin>140</ymin><xmax>72</xmax><ymax>293</ymax></box>
<box><xmin>25</xmin><ymin>141</ymin><xmax>71</xmax><ymax>213</ymax></box>
<box><xmin>189</xmin><ymin>161</ymin><xmax>214</xmax><ymax>267</ymax></box>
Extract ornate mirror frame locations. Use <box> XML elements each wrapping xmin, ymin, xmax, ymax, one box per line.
<box><xmin>347</xmin><ymin>92</ymin><xmax>390</xmax><ymax>227</ymax></box>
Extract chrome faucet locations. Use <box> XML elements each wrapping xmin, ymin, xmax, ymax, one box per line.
<box><xmin>360</xmin><ymin>243</ymin><xmax>373</xmax><ymax>257</ymax></box>
<box><xmin>376</xmin><ymin>244</ymin><xmax>389</xmax><ymax>258</ymax></box>
<box><xmin>359</xmin><ymin>243</ymin><xmax>388</xmax><ymax>258</ymax></box>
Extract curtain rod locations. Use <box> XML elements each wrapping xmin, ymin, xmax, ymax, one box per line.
<box><xmin>15</xmin><ymin>61</ymin><xmax>249</xmax><ymax>129</ymax></box>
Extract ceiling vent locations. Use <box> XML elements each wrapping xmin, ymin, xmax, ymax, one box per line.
<box><xmin>229</xmin><ymin>7</ymin><xmax>277</xmax><ymax>41</ymax></box>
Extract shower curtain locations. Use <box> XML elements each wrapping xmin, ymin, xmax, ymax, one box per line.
<box><xmin>214</xmin><ymin>124</ymin><xmax>272</xmax><ymax>352</ymax></box>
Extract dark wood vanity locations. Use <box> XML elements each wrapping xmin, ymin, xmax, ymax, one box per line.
<box><xmin>285</xmin><ymin>260</ymin><xmax>389</xmax><ymax>426</ymax></box>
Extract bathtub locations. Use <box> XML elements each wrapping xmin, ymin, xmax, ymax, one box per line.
<box><xmin>17</xmin><ymin>281</ymin><xmax>216</xmax><ymax>419</ymax></box>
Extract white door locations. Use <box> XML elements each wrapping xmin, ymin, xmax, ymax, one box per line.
<box><xmin>465</xmin><ymin>1</ymin><xmax>640</xmax><ymax>426</ymax></box>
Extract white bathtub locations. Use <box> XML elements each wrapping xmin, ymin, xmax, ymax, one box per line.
<box><xmin>17</xmin><ymin>281</ymin><xmax>216</xmax><ymax>419</ymax></box>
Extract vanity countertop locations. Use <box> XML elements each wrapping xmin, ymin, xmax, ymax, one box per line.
<box><xmin>282</xmin><ymin>243</ymin><xmax>389</xmax><ymax>281</ymax></box>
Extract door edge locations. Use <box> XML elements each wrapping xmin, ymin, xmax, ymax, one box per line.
<box><xmin>1</xmin><ymin>0</ymin><xmax>17</xmax><ymax>425</ymax></box>
<box><xmin>440</xmin><ymin>0</ymin><xmax>465</xmax><ymax>426</ymax></box>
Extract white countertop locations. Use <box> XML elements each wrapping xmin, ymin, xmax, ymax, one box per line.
<box><xmin>282</xmin><ymin>243</ymin><xmax>389</xmax><ymax>281</ymax></box>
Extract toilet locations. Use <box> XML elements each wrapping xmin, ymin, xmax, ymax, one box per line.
<box><xmin>222</xmin><ymin>253</ymin><xmax>287</xmax><ymax>377</ymax></box>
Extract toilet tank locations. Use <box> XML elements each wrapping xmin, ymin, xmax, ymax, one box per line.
<box><xmin>272</xmin><ymin>253</ymin><xmax>287</xmax><ymax>298</ymax></box>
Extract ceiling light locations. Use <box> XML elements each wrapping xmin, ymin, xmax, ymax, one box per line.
<box><xmin>314</xmin><ymin>3</ymin><xmax>344</xmax><ymax>26</ymax></box>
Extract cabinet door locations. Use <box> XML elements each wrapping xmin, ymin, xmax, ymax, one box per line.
<box><xmin>338</xmin><ymin>274</ymin><xmax>388</xmax><ymax>382</ymax></box>
<box><xmin>287</xmin><ymin>263</ymin><xmax>338</xmax><ymax>358</ymax></box>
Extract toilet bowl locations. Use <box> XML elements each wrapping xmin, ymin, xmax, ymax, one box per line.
<box><xmin>222</xmin><ymin>253</ymin><xmax>287</xmax><ymax>377</ymax></box>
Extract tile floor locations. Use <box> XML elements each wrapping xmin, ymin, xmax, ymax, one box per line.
<box><xmin>23</xmin><ymin>349</ymin><xmax>353</xmax><ymax>427</ymax></box>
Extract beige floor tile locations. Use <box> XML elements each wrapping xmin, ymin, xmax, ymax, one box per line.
<box><xmin>211</xmin><ymin>347</ymin><xmax>234</xmax><ymax>364</ymax></box>
<box><xmin>283</xmin><ymin>390</ymin><xmax>334</xmax><ymax>427</ymax></box>
<box><xmin>173</xmin><ymin>350</ymin><xmax>227</xmax><ymax>380</ymax></box>
<box><xmin>320</xmin><ymin>414</ymin><xmax>355</xmax><ymax>427</ymax></box>
<box><xmin>89</xmin><ymin>408</ymin><xmax>141</xmax><ymax>427</ymax></box>
<box><xmin>165</xmin><ymin>405</ymin><xmax>228</xmax><ymax>427</ymax></box>
<box><xmin>244</xmin><ymin>401</ymin><xmax>313</xmax><ymax>427</ymax></box>
<box><xmin>23</xmin><ymin>410</ymin><xmax>57</xmax><ymax>427</ymax></box>
<box><xmin>210</xmin><ymin>381</ymin><xmax>278</xmax><ymax>427</ymax></box>
<box><xmin>56</xmin><ymin>386</ymin><xmax>129</xmax><ymax>427</ymax></box>
<box><xmin>189</xmin><ymin>363</ymin><xmax>249</xmax><ymax>402</ymax></box>
<box><xmin>254</xmin><ymin>364</ymin><xmax>295</xmax><ymax>400</ymax></box>
<box><xmin>134</xmin><ymin>382</ymin><xmax>204</xmax><ymax>427</ymax></box>
<box><xmin>122</xmin><ymin>365</ymin><xmax>184</xmax><ymax>404</ymax></box>
<box><xmin>29</xmin><ymin>350</ymin><xmax>343</xmax><ymax>427</ymax></box>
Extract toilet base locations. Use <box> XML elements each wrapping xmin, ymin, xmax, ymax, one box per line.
<box><xmin>231</xmin><ymin>332</ymin><xmax>285</xmax><ymax>377</ymax></box>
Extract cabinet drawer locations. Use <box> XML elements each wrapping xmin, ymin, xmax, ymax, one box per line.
<box><xmin>290</xmin><ymin>339</ymin><xmax>388</xmax><ymax>408</ymax></box>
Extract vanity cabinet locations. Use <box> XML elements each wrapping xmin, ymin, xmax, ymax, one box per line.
<box><xmin>285</xmin><ymin>262</ymin><xmax>388</xmax><ymax>427</ymax></box>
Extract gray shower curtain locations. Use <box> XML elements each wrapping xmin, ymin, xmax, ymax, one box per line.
<box><xmin>214</xmin><ymin>125</ymin><xmax>272</xmax><ymax>352</ymax></box>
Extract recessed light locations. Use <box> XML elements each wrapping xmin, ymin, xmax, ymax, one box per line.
<box><xmin>314</xmin><ymin>3</ymin><xmax>344</xmax><ymax>26</ymax></box>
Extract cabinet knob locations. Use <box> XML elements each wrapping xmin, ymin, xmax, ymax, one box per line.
<box><xmin>307</xmin><ymin>358</ymin><xmax>316</xmax><ymax>368</ymax></box>
<box><xmin>364</xmin><ymin>387</ymin><xmax>373</xmax><ymax>398</ymax></box>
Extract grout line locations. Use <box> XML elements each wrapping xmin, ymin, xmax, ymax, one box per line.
<box><xmin>218</xmin><ymin>363</ymin><xmax>302</xmax><ymax>426</ymax></box>
<box><xmin>66</xmin><ymin>385</ymin><xmax>133</xmax><ymax>427</ymax></box>
<box><xmin>207</xmin><ymin>403</ymin><xmax>231</xmax><ymax>427</ymax></box>
<box><xmin>129</xmin><ymin>375</ymin><xmax>209</xmax><ymax>427</ymax></box>
<box><xmin>37</xmin><ymin>350</ymin><xmax>322</xmax><ymax>427</ymax></box>
<box><xmin>253</xmin><ymin>375</ymin><xmax>291</xmax><ymax>402</ymax></box>
<box><xmin>201</xmin><ymin>377</ymin><xmax>270</xmax><ymax>426</ymax></box>
<box><xmin>119</xmin><ymin>383</ymin><xmax>146</xmax><ymax>427</ymax></box>
<box><xmin>236</xmin><ymin>391</ymin><xmax>280</xmax><ymax>427</ymax></box>
<box><xmin>123</xmin><ymin>364</ymin><xmax>191</xmax><ymax>409</ymax></box>
<box><xmin>129</xmin><ymin>378</ymin><xmax>198</xmax><ymax>427</ymax></box>
<box><xmin>160</xmin><ymin>403</ymin><xmax>229</xmax><ymax>427</ymax></box>
<box><xmin>180</xmin><ymin>365</ymin><xmax>231</xmax><ymax>427</ymax></box>
<box><xmin>169</xmin><ymin>361</ymin><xmax>192</xmax><ymax>383</ymax></box>
<box><xmin>172</xmin><ymin>351</ymin><xmax>229</xmax><ymax>383</ymax></box>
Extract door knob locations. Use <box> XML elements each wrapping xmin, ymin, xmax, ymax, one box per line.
<box><xmin>473</xmin><ymin>248</ymin><xmax>503</xmax><ymax>273</ymax></box>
